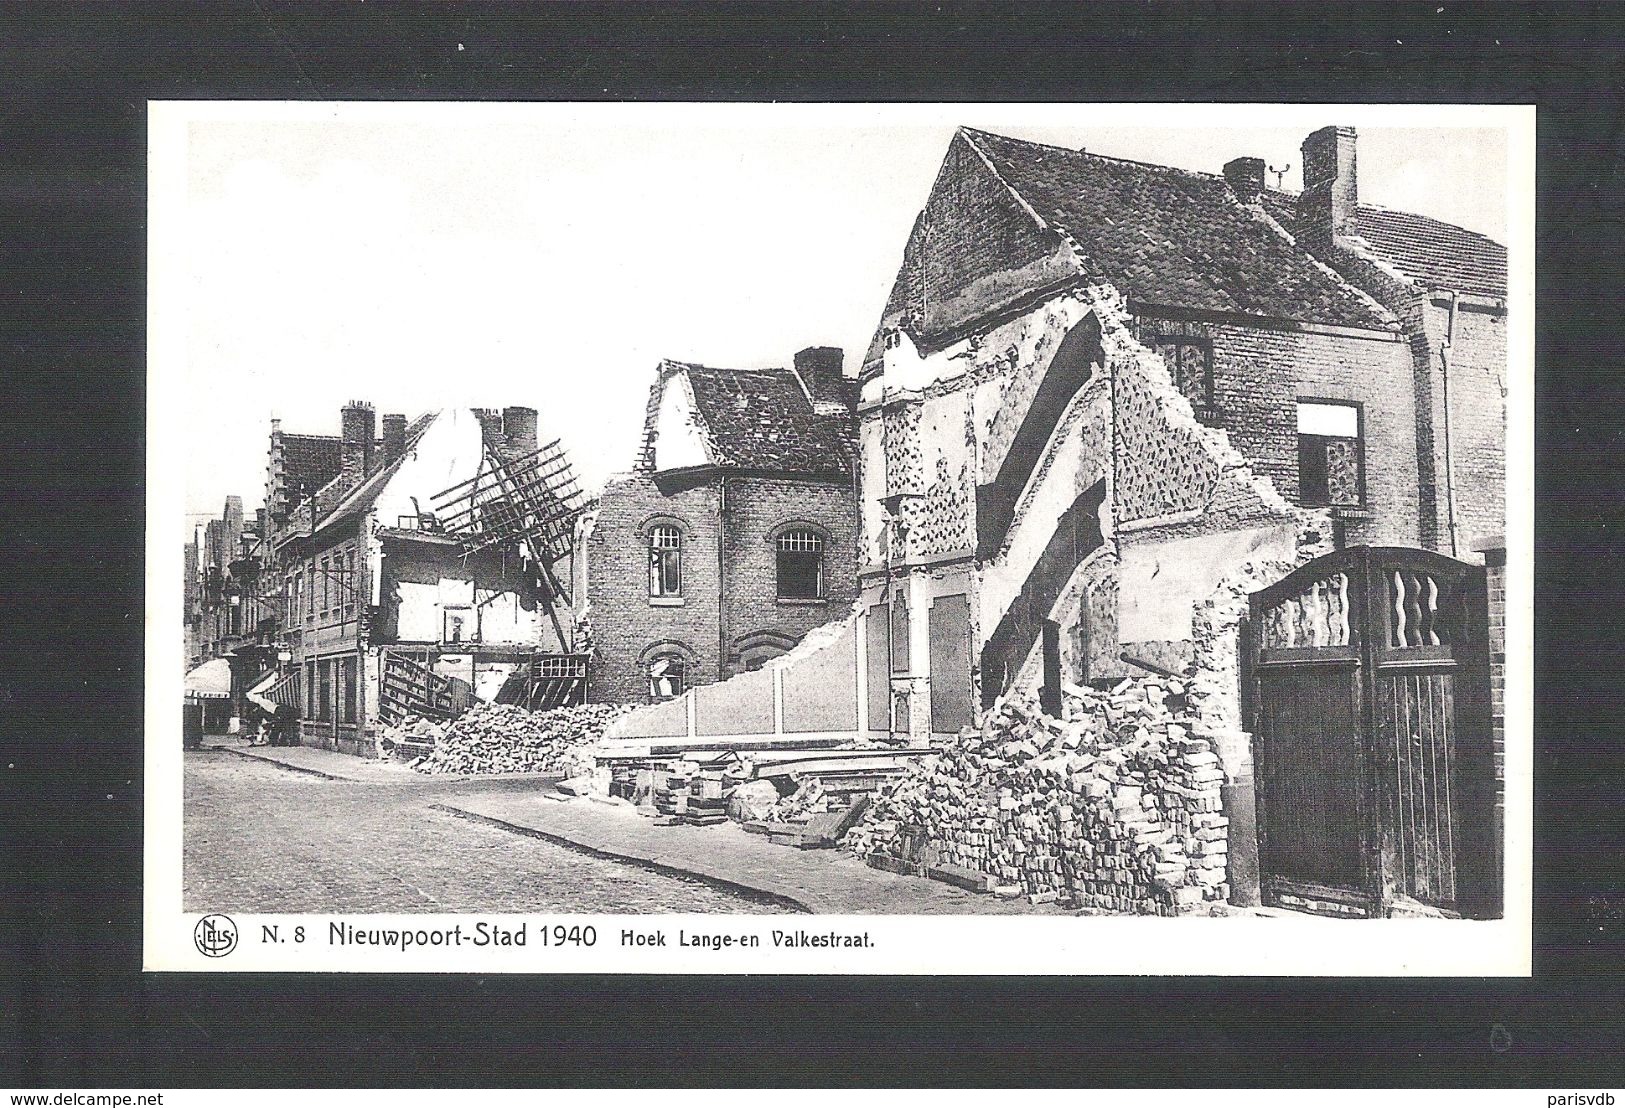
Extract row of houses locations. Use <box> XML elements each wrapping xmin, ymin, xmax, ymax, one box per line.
<box><xmin>183</xmin><ymin>347</ymin><xmax>862</xmax><ymax>745</ymax></box>
<box><xmin>186</xmin><ymin>121</ymin><xmax>1506</xmax><ymax>796</ymax></box>
<box><xmin>587</xmin><ymin>122</ymin><xmax>1509</xmax><ymax>919</ymax></box>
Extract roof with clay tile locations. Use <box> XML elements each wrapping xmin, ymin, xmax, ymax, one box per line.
<box><xmin>639</xmin><ymin>361</ymin><xmax>854</xmax><ymax>479</ymax></box>
<box><xmin>960</xmin><ymin>127</ymin><xmax>1393</xmax><ymax>330</ymax></box>
<box><xmin>1261</xmin><ymin>191</ymin><xmax>1507</xmax><ymax>299</ymax></box>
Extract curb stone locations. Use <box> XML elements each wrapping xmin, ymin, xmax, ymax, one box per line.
<box><xmin>431</xmin><ymin>803</ymin><xmax>812</xmax><ymax>913</ymax></box>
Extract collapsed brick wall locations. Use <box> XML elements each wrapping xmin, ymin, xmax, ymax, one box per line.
<box><xmin>844</xmin><ymin>677</ymin><xmax>1230</xmax><ymax>914</ymax></box>
<box><xmin>1095</xmin><ymin>288</ymin><xmax>1300</xmax><ymax>537</ymax></box>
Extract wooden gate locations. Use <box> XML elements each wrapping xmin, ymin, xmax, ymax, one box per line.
<box><xmin>1244</xmin><ymin>546</ymin><xmax>1496</xmax><ymax>919</ymax></box>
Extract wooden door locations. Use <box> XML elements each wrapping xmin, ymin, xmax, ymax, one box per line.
<box><xmin>1247</xmin><ymin>549</ymin><xmax>1378</xmax><ymax>916</ymax></box>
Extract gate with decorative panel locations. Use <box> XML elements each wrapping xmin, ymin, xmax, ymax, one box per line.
<box><xmin>1243</xmin><ymin>546</ymin><xmax>1496</xmax><ymax>918</ymax></box>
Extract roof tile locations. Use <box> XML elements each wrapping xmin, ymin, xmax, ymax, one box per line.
<box><xmin>1262</xmin><ymin>192</ymin><xmax>1507</xmax><ymax>298</ymax></box>
<box><xmin>650</xmin><ymin>362</ymin><xmax>853</xmax><ymax>479</ymax></box>
<box><xmin>963</xmin><ymin>128</ymin><xmax>1393</xmax><ymax>329</ymax></box>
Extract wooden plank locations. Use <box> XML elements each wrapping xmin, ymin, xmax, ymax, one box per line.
<box><xmin>1441</xmin><ymin>672</ymin><xmax>1458</xmax><ymax>903</ymax></box>
<box><xmin>431</xmin><ymin>439</ymin><xmax>561</xmax><ymax>500</ymax></box>
<box><xmin>1256</xmin><ymin>667</ymin><xmax>1364</xmax><ymax>892</ymax></box>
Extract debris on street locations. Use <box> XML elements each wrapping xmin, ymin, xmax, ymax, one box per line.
<box><xmin>400</xmin><ymin>702</ymin><xmax>635</xmax><ymax>776</ymax></box>
<box><xmin>842</xmin><ymin>676</ymin><xmax>1230</xmax><ymax>915</ymax></box>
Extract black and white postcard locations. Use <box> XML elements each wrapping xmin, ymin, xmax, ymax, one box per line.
<box><xmin>147</xmin><ymin>101</ymin><xmax>1533</xmax><ymax>974</ymax></box>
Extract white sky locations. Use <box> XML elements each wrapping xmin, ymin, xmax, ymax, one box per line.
<box><xmin>167</xmin><ymin>103</ymin><xmax>1512</xmax><ymax>532</ymax></box>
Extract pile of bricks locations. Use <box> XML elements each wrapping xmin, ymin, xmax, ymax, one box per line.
<box><xmin>842</xmin><ymin>677</ymin><xmax>1231</xmax><ymax>915</ymax></box>
<box><xmin>760</xmin><ymin>777</ymin><xmax>829</xmax><ymax>823</ymax></box>
<box><xmin>406</xmin><ymin>702</ymin><xmax>634</xmax><ymax>776</ymax></box>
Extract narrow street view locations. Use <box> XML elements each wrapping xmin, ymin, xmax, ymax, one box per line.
<box><xmin>184</xmin><ymin>750</ymin><xmax>786</xmax><ymax>914</ymax></box>
<box><xmin>176</xmin><ymin>110</ymin><xmax>1510</xmax><ymax>924</ymax></box>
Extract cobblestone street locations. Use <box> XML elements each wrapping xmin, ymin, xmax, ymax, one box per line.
<box><xmin>183</xmin><ymin>750</ymin><xmax>789</xmax><ymax>914</ymax></box>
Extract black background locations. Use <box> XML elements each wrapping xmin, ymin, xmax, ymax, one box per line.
<box><xmin>1</xmin><ymin>1</ymin><xmax>1620</xmax><ymax>1088</ymax></box>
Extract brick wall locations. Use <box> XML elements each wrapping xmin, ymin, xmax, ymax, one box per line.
<box><xmin>721</xmin><ymin>476</ymin><xmax>859</xmax><ymax>669</ymax></box>
<box><xmin>1427</xmin><ymin>303</ymin><xmax>1507</xmax><ymax>554</ymax></box>
<box><xmin>1203</xmin><ymin>320</ymin><xmax>1422</xmax><ymax>547</ymax></box>
<box><xmin>588</xmin><ymin>473</ymin><xmax>723</xmax><ymax>704</ymax></box>
<box><xmin>587</xmin><ymin>471</ymin><xmax>857</xmax><ymax>704</ymax></box>
<box><xmin>1303</xmin><ymin>243</ymin><xmax>1507</xmax><ymax>557</ymax></box>
<box><xmin>918</xmin><ymin>133</ymin><xmax>1079</xmax><ymax>338</ymax></box>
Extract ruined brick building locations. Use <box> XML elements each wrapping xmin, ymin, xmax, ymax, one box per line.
<box><xmin>261</xmin><ymin>402</ymin><xmax>580</xmax><ymax>753</ymax></box>
<box><xmin>852</xmin><ymin>123</ymin><xmax>1506</xmax><ymax>741</ymax></box>
<box><xmin>596</xmin><ymin>122</ymin><xmax>1507</xmax><ymax>916</ymax></box>
<box><xmin>581</xmin><ymin>348</ymin><xmax>858</xmax><ymax>705</ymax></box>
<box><xmin>603</xmin><ymin>124</ymin><xmax>1505</xmax><ymax>752</ymax></box>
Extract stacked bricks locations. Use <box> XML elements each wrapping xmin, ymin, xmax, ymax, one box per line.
<box><xmin>843</xmin><ymin>676</ymin><xmax>1230</xmax><ymax>915</ymax></box>
<box><xmin>402</xmin><ymin>702</ymin><xmax>635</xmax><ymax>777</ymax></box>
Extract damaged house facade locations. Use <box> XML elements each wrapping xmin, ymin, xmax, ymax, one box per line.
<box><xmin>604</xmin><ymin>123</ymin><xmax>1506</xmax><ymax>918</ymax></box>
<box><xmin>261</xmin><ymin>402</ymin><xmax>586</xmax><ymax>754</ymax></box>
<box><xmin>856</xmin><ymin>124</ymin><xmax>1507</xmax><ymax>730</ymax></box>
<box><xmin>581</xmin><ymin>348</ymin><xmax>858</xmax><ymax>705</ymax></box>
<box><xmin>847</xmin><ymin>124</ymin><xmax>1507</xmax><ymax>915</ymax></box>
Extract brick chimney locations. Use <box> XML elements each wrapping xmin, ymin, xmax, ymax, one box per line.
<box><xmin>1298</xmin><ymin>125</ymin><xmax>1357</xmax><ymax>254</ymax></box>
<box><xmin>1223</xmin><ymin>156</ymin><xmax>1266</xmax><ymax>207</ymax></box>
<box><xmin>473</xmin><ymin>408</ymin><xmax>504</xmax><ymax>448</ymax></box>
<box><xmin>381</xmin><ymin>412</ymin><xmax>408</xmax><ymax>464</ymax></box>
<box><xmin>501</xmin><ymin>406</ymin><xmax>539</xmax><ymax>457</ymax></box>
<box><xmin>340</xmin><ymin>400</ymin><xmax>376</xmax><ymax>486</ymax></box>
<box><xmin>792</xmin><ymin>345</ymin><xmax>849</xmax><ymax>415</ymax></box>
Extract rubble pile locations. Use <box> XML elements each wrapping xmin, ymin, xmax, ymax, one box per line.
<box><xmin>404</xmin><ymin>702</ymin><xmax>634</xmax><ymax>776</ymax></box>
<box><xmin>842</xmin><ymin>677</ymin><xmax>1230</xmax><ymax>915</ymax></box>
<box><xmin>378</xmin><ymin>715</ymin><xmax>448</xmax><ymax>753</ymax></box>
<box><xmin>760</xmin><ymin>778</ymin><xmax>829</xmax><ymax>824</ymax></box>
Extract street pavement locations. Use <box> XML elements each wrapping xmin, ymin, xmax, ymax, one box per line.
<box><xmin>184</xmin><ymin>750</ymin><xmax>786</xmax><ymax>914</ymax></box>
<box><xmin>184</xmin><ymin>744</ymin><xmax>1062</xmax><ymax>916</ymax></box>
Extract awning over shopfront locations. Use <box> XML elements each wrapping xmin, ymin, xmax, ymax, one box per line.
<box><xmin>245</xmin><ymin>668</ymin><xmax>279</xmax><ymax>713</ymax></box>
<box><xmin>183</xmin><ymin>657</ymin><xmax>233</xmax><ymax>699</ymax></box>
<box><xmin>265</xmin><ymin>671</ymin><xmax>302</xmax><ymax>710</ymax></box>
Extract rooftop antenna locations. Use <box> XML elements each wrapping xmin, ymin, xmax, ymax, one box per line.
<box><xmin>1269</xmin><ymin>162</ymin><xmax>1291</xmax><ymax>190</ymax></box>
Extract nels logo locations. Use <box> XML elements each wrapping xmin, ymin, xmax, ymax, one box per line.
<box><xmin>194</xmin><ymin>914</ymin><xmax>238</xmax><ymax>958</ymax></box>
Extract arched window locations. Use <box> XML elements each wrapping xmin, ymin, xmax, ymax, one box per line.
<box><xmin>776</xmin><ymin>528</ymin><xmax>824</xmax><ymax>600</ymax></box>
<box><xmin>647</xmin><ymin>654</ymin><xmax>687</xmax><ymax>700</ymax></box>
<box><xmin>649</xmin><ymin>524</ymin><xmax>682</xmax><ymax>597</ymax></box>
<box><xmin>734</xmin><ymin>629</ymin><xmax>800</xmax><ymax>672</ymax></box>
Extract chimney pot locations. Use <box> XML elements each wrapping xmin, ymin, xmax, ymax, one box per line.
<box><xmin>1223</xmin><ymin>156</ymin><xmax>1266</xmax><ymax>205</ymax></box>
